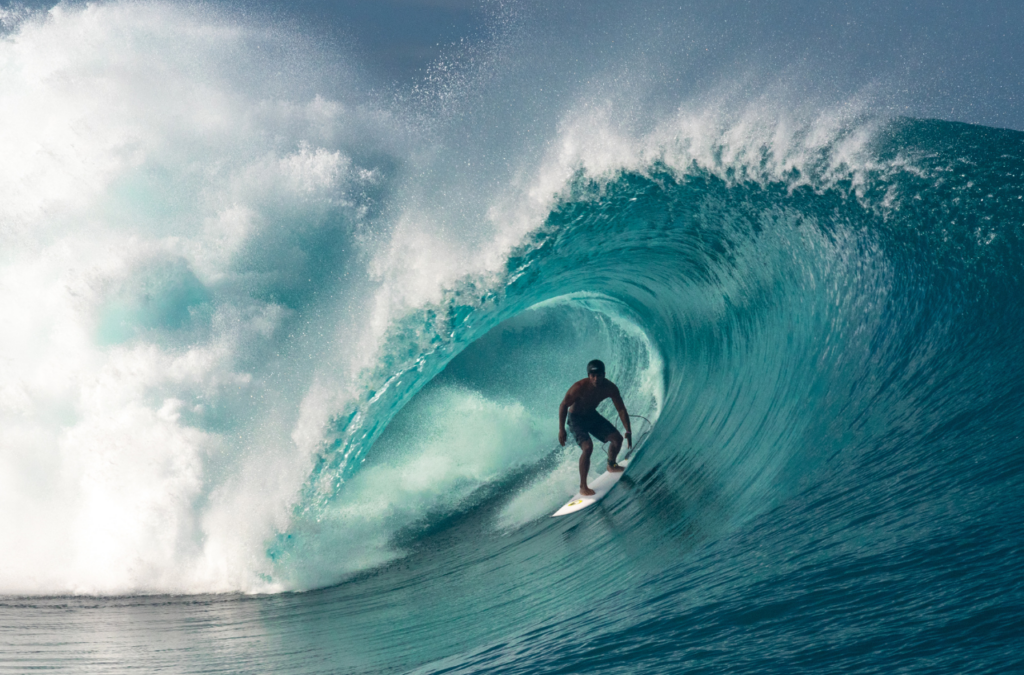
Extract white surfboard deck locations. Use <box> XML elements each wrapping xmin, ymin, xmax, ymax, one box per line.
<box><xmin>552</xmin><ymin>457</ymin><xmax>631</xmax><ymax>517</ymax></box>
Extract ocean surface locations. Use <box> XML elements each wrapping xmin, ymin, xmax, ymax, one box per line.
<box><xmin>2</xmin><ymin>2</ymin><xmax>1023</xmax><ymax>673</ymax></box>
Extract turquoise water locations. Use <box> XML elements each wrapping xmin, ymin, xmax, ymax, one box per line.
<box><xmin>2</xmin><ymin>3</ymin><xmax>1023</xmax><ymax>673</ymax></box>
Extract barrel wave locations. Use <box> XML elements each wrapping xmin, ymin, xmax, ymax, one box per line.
<box><xmin>2</xmin><ymin>3</ymin><xmax>1023</xmax><ymax>674</ymax></box>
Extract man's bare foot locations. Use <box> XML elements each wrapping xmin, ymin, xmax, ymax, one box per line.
<box><xmin>580</xmin><ymin>486</ymin><xmax>596</xmax><ymax>496</ymax></box>
<box><xmin>607</xmin><ymin>462</ymin><xmax>624</xmax><ymax>473</ymax></box>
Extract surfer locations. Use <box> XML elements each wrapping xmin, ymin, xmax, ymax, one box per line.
<box><xmin>558</xmin><ymin>359</ymin><xmax>632</xmax><ymax>496</ymax></box>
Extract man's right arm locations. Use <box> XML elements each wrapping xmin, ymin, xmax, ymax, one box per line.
<box><xmin>558</xmin><ymin>384</ymin><xmax>578</xmax><ymax>446</ymax></box>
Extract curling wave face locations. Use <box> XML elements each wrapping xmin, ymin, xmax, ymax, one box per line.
<box><xmin>0</xmin><ymin>0</ymin><xmax>893</xmax><ymax>595</ymax></box>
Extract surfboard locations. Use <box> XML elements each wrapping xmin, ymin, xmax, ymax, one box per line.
<box><xmin>551</xmin><ymin>457</ymin><xmax>631</xmax><ymax>517</ymax></box>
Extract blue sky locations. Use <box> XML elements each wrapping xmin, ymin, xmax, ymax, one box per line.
<box><xmin>242</xmin><ymin>0</ymin><xmax>1024</xmax><ymax>129</ymax></box>
<box><xmin>5</xmin><ymin>0</ymin><xmax>1023</xmax><ymax>129</ymax></box>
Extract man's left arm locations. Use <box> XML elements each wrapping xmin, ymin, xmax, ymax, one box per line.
<box><xmin>611</xmin><ymin>386</ymin><xmax>632</xmax><ymax>449</ymax></box>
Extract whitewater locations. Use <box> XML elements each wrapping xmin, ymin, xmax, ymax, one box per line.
<box><xmin>2</xmin><ymin>1</ymin><xmax>1023</xmax><ymax>673</ymax></box>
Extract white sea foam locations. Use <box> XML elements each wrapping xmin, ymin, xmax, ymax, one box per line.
<box><xmin>279</xmin><ymin>385</ymin><xmax>549</xmax><ymax>587</ymax></box>
<box><xmin>0</xmin><ymin>1</ymin><xmax>408</xmax><ymax>594</ymax></box>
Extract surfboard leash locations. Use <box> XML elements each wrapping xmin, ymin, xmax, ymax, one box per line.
<box><xmin>623</xmin><ymin>413</ymin><xmax>653</xmax><ymax>459</ymax></box>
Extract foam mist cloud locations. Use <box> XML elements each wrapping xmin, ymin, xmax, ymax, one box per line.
<box><xmin>0</xmin><ymin>1</ymin><xmax>409</xmax><ymax>594</ymax></box>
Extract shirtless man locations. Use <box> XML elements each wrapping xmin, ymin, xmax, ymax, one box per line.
<box><xmin>558</xmin><ymin>359</ymin><xmax>632</xmax><ymax>496</ymax></box>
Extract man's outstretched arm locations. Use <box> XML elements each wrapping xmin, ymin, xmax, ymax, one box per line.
<box><xmin>558</xmin><ymin>385</ymin><xmax>579</xmax><ymax>446</ymax></box>
<box><xmin>611</xmin><ymin>386</ymin><xmax>632</xmax><ymax>448</ymax></box>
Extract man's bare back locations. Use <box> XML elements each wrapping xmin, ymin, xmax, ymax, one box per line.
<box><xmin>558</xmin><ymin>360</ymin><xmax>632</xmax><ymax>496</ymax></box>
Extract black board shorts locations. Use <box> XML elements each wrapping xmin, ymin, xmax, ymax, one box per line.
<box><xmin>567</xmin><ymin>410</ymin><xmax>618</xmax><ymax>446</ymax></box>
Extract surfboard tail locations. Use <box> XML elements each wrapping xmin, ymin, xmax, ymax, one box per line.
<box><xmin>551</xmin><ymin>458</ymin><xmax>631</xmax><ymax>517</ymax></box>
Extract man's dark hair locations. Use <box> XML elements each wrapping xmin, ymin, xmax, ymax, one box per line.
<box><xmin>587</xmin><ymin>359</ymin><xmax>605</xmax><ymax>375</ymax></box>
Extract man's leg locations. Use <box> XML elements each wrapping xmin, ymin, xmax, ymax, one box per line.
<box><xmin>606</xmin><ymin>431</ymin><xmax>624</xmax><ymax>472</ymax></box>
<box><xmin>579</xmin><ymin>439</ymin><xmax>595</xmax><ymax>495</ymax></box>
